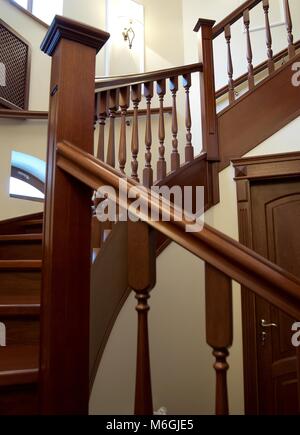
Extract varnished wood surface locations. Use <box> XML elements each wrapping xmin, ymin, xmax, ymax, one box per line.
<box><xmin>57</xmin><ymin>140</ymin><xmax>300</xmax><ymax>320</ymax></box>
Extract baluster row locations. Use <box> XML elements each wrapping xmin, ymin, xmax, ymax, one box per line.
<box><xmin>95</xmin><ymin>73</ymin><xmax>196</xmax><ymax>186</ymax></box>
<box><xmin>224</xmin><ymin>0</ymin><xmax>296</xmax><ymax>104</ymax></box>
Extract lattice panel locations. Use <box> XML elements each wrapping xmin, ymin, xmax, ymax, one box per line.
<box><xmin>0</xmin><ymin>20</ymin><xmax>30</xmax><ymax>109</ymax></box>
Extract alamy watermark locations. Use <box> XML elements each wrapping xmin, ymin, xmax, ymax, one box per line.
<box><xmin>291</xmin><ymin>322</ymin><xmax>300</xmax><ymax>347</ymax></box>
<box><xmin>0</xmin><ymin>62</ymin><xmax>6</xmax><ymax>87</ymax></box>
<box><xmin>94</xmin><ymin>179</ymin><xmax>205</xmax><ymax>233</ymax></box>
<box><xmin>291</xmin><ymin>62</ymin><xmax>300</xmax><ymax>87</ymax></box>
<box><xmin>0</xmin><ymin>322</ymin><xmax>6</xmax><ymax>347</ymax></box>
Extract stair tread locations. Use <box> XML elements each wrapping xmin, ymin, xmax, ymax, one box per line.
<box><xmin>0</xmin><ymin>288</ymin><xmax>40</xmax><ymax>307</ymax></box>
<box><xmin>0</xmin><ymin>345</ymin><xmax>39</xmax><ymax>386</ymax></box>
<box><xmin>0</xmin><ymin>260</ymin><xmax>42</xmax><ymax>270</ymax></box>
<box><xmin>0</xmin><ymin>234</ymin><xmax>42</xmax><ymax>242</ymax></box>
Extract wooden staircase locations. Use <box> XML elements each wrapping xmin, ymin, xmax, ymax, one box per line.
<box><xmin>1</xmin><ymin>0</ymin><xmax>300</xmax><ymax>415</ymax></box>
<box><xmin>0</xmin><ymin>218</ymin><xmax>42</xmax><ymax>414</ymax></box>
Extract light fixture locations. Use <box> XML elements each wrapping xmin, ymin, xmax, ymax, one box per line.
<box><xmin>122</xmin><ymin>20</ymin><xmax>135</xmax><ymax>49</ymax></box>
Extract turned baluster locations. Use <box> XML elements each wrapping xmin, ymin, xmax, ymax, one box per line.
<box><xmin>118</xmin><ymin>87</ymin><xmax>130</xmax><ymax>174</ymax></box>
<box><xmin>205</xmin><ymin>263</ymin><xmax>233</xmax><ymax>415</ymax></box>
<box><xmin>243</xmin><ymin>10</ymin><xmax>254</xmax><ymax>90</ymax></box>
<box><xmin>143</xmin><ymin>82</ymin><xmax>154</xmax><ymax>188</ymax></box>
<box><xmin>107</xmin><ymin>89</ymin><xmax>119</xmax><ymax>168</ymax></box>
<box><xmin>157</xmin><ymin>79</ymin><xmax>167</xmax><ymax>181</ymax></box>
<box><xmin>170</xmin><ymin>76</ymin><xmax>180</xmax><ymax>172</ymax></box>
<box><xmin>262</xmin><ymin>0</ymin><xmax>275</xmax><ymax>74</ymax></box>
<box><xmin>224</xmin><ymin>25</ymin><xmax>235</xmax><ymax>104</ymax></box>
<box><xmin>128</xmin><ymin>221</ymin><xmax>156</xmax><ymax>415</ymax></box>
<box><xmin>96</xmin><ymin>92</ymin><xmax>108</xmax><ymax>161</ymax></box>
<box><xmin>183</xmin><ymin>73</ymin><xmax>194</xmax><ymax>163</ymax></box>
<box><xmin>131</xmin><ymin>84</ymin><xmax>142</xmax><ymax>182</ymax></box>
<box><xmin>283</xmin><ymin>0</ymin><xmax>295</xmax><ymax>59</ymax></box>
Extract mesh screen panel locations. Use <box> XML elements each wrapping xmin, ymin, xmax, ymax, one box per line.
<box><xmin>0</xmin><ymin>21</ymin><xmax>30</xmax><ymax>109</ymax></box>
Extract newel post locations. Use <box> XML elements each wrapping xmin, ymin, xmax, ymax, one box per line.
<box><xmin>39</xmin><ymin>16</ymin><xmax>109</xmax><ymax>415</ymax></box>
<box><xmin>194</xmin><ymin>19</ymin><xmax>219</xmax><ymax>162</ymax></box>
<box><xmin>205</xmin><ymin>263</ymin><xmax>233</xmax><ymax>415</ymax></box>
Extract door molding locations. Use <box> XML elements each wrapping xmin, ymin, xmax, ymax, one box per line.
<box><xmin>232</xmin><ymin>151</ymin><xmax>300</xmax><ymax>415</ymax></box>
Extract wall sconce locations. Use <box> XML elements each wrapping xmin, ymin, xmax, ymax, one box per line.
<box><xmin>122</xmin><ymin>20</ymin><xmax>135</xmax><ymax>49</ymax></box>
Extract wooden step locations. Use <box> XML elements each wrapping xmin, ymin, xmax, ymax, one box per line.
<box><xmin>0</xmin><ymin>317</ymin><xmax>39</xmax><ymax>346</ymax></box>
<box><xmin>0</xmin><ymin>260</ymin><xmax>42</xmax><ymax>270</ymax></box>
<box><xmin>0</xmin><ymin>345</ymin><xmax>39</xmax><ymax>387</ymax></box>
<box><xmin>0</xmin><ymin>235</ymin><xmax>43</xmax><ymax>260</ymax></box>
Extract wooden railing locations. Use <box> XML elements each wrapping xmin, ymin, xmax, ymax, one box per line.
<box><xmin>39</xmin><ymin>16</ymin><xmax>300</xmax><ymax>416</ymax></box>
<box><xmin>195</xmin><ymin>0</ymin><xmax>298</xmax><ymax>105</ymax></box>
<box><xmin>94</xmin><ymin>63</ymin><xmax>203</xmax><ymax>187</ymax></box>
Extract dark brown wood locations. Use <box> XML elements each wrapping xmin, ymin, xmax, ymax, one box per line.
<box><xmin>224</xmin><ymin>25</ymin><xmax>235</xmax><ymax>104</ymax></box>
<box><xmin>143</xmin><ymin>82</ymin><xmax>154</xmax><ymax>188</ymax></box>
<box><xmin>131</xmin><ymin>84</ymin><xmax>141</xmax><ymax>182</ymax></box>
<box><xmin>205</xmin><ymin>264</ymin><xmax>232</xmax><ymax>415</ymax></box>
<box><xmin>243</xmin><ymin>10</ymin><xmax>255</xmax><ymax>90</ymax></box>
<box><xmin>216</xmin><ymin>39</ymin><xmax>300</xmax><ymax>99</ymax></box>
<box><xmin>56</xmin><ymin>141</ymin><xmax>300</xmax><ymax>321</ymax></box>
<box><xmin>183</xmin><ymin>74</ymin><xmax>194</xmax><ymax>163</ymax></box>
<box><xmin>95</xmin><ymin>63</ymin><xmax>202</xmax><ymax>92</ymax></box>
<box><xmin>262</xmin><ymin>0</ymin><xmax>275</xmax><ymax>74</ymax></box>
<box><xmin>210</xmin><ymin>0</ymin><xmax>262</xmax><ymax>38</ymax></box>
<box><xmin>118</xmin><ymin>87</ymin><xmax>130</xmax><ymax>174</ymax></box>
<box><xmin>40</xmin><ymin>16</ymin><xmax>109</xmax><ymax>415</ymax></box>
<box><xmin>195</xmin><ymin>19</ymin><xmax>219</xmax><ymax>161</ymax></box>
<box><xmin>234</xmin><ymin>153</ymin><xmax>300</xmax><ymax>415</ymax></box>
<box><xmin>96</xmin><ymin>91</ymin><xmax>108</xmax><ymax>161</ymax></box>
<box><xmin>283</xmin><ymin>0</ymin><xmax>295</xmax><ymax>59</ymax></box>
<box><xmin>107</xmin><ymin>89</ymin><xmax>119</xmax><ymax>168</ymax></box>
<box><xmin>170</xmin><ymin>77</ymin><xmax>180</xmax><ymax>172</ymax></box>
<box><xmin>128</xmin><ymin>221</ymin><xmax>156</xmax><ymax>415</ymax></box>
<box><xmin>218</xmin><ymin>52</ymin><xmax>300</xmax><ymax>170</ymax></box>
<box><xmin>0</xmin><ymin>109</ymin><xmax>48</xmax><ymax>120</ymax></box>
<box><xmin>157</xmin><ymin>79</ymin><xmax>167</xmax><ymax>181</ymax></box>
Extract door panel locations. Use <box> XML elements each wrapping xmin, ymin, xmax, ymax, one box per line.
<box><xmin>250</xmin><ymin>178</ymin><xmax>300</xmax><ymax>415</ymax></box>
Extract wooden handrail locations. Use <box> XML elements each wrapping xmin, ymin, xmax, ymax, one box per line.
<box><xmin>216</xmin><ymin>39</ymin><xmax>300</xmax><ymax>99</ymax></box>
<box><xmin>56</xmin><ymin>140</ymin><xmax>300</xmax><ymax>320</ymax></box>
<box><xmin>0</xmin><ymin>109</ymin><xmax>48</xmax><ymax>119</ymax></box>
<box><xmin>95</xmin><ymin>63</ymin><xmax>203</xmax><ymax>92</ymax></box>
<box><xmin>211</xmin><ymin>0</ymin><xmax>262</xmax><ymax>38</ymax></box>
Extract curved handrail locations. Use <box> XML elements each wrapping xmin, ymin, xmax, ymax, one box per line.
<box><xmin>95</xmin><ymin>63</ymin><xmax>203</xmax><ymax>92</ymax></box>
<box><xmin>56</xmin><ymin>140</ymin><xmax>300</xmax><ymax>320</ymax></box>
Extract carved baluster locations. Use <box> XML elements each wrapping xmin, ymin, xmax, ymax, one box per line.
<box><xmin>183</xmin><ymin>73</ymin><xmax>194</xmax><ymax>163</ymax></box>
<box><xmin>107</xmin><ymin>89</ymin><xmax>119</xmax><ymax>168</ymax></box>
<box><xmin>157</xmin><ymin>79</ymin><xmax>167</xmax><ymax>181</ymax></box>
<box><xmin>118</xmin><ymin>87</ymin><xmax>130</xmax><ymax>174</ymax></box>
<box><xmin>205</xmin><ymin>263</ymin><xmax>233</xmax><ymax>415</ymax></box>
<box><xmin>263</xmin><ymin>0</ymin><xmax>275</xmax><ymax>74</ymax></box>
<box><xmin>143</xmin><ymin>82</ymin><xmax>154</xmax><ymax>188</ymax></box>
<box><xmin>170</xmin><ymin>76</ymin><xmax>180</xmax><ymax>172</ymax></box>
<box><xmin>284</xmin><ymin>0</ymin><xmax>295</xmax><ymax>59</ymax></box>
<box><xmin>96</xmin><ymin>91</ymin><xmax>108</xmax><ymax>161</ymax></box>
<box><xmin>225</xmin><ymin>25</ymin><xmax>235</xmax><ymax>104</ymax></box>
<box><xmin>128</xmin><ymin>221</ymin><xmax>156</xmax><ymax>415</ymax></box>
<box><xmin>243</xmin><ymin>10</ymin><xmax>254</xmax><ymax>90</ymax></box>
<box><xmin>131</xmin><ymin>84</ymin><xmax>142</xmax><ymax>182</ymax></box>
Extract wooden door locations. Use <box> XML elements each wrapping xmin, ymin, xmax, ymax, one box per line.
<box><xmin>250</xmin><ymin>178</ymin><xmax>300</xmax><ymax>415</ymax></box>
<box><xmin>233</xmin><ymin>153</ymin><xmax>300</xmax><ymax>415</ymax></box>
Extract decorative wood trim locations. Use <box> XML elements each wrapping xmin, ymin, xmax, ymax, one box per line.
<box><xmin>216</xmin><ymin>39</ymin><xmax>300</xmax><ymax>99</ymax></box>
<box><xmin>233</xmin><ymin>151</ymin><xmax>300</xmax><ymax>180</ymax></box>
<box><xmin>0</xmin><ymin>109</ymin><xmax>48</xmax><ymax>120</ymax></box>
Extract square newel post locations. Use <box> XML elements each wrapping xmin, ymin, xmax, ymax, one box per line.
<box><xmin>39</xmin><ymin>16</ymin><xmax>109</xmax><ymax>415</ymax></box>
<box><xmin>194</xmin><ymin>19</ymin><xmax>219</xmax><ymax>162</ymax></box>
